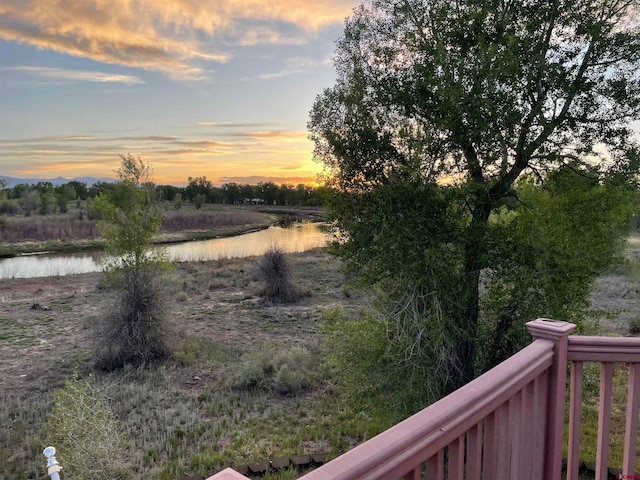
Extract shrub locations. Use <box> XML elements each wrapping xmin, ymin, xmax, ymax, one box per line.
<box><xmin>629</xmin><ymin>316</ymin><xmax>640</xmax><ymax>335</ymax></box>
<box><xmin>41</xmin><ymin>375</ymin><xmax>125</xmax><ymax>480</ymax></box>
<box><xmin>322</xmin><ymin>302</ymin><xmax>452</xmax><ymax>417</ymax></box>
<box><xmin>0</xmin><ymin>199</ymin><xmax>19</xmax><ymax>215</ymax></box>
<box><xmin>258</xmin><ymin>246</ymin><xmax>299</xmax><ymax>304</ymax></box>
<box><xmin>194</xmin><ymin>194</ymin><xmax>206</xmax><ymax>209</ymax></box>
<box><xmin>94</xmin><ymin>264</ymin><xmax>171</xmax><ymax>370</ymax></box>
<box><xmin>92</xmin><ymin>155</ymin><xmax>171</xmax><ymax>371</ymax></box>
<box><xmin>173</xmin><ymin>192</ymin><xmax>183</xmax><ymax>210</ymax></box>
<box><xmin>231</xmin><ymin>344</ymin><xmax>316</xmax><ymax>395</ymax></box>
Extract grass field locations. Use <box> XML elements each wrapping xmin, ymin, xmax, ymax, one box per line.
<box><xmin>1</xmin><ymin>234</ymin><xmax>639</xmax><ymax>479</ymax></box>
<box><xmin>0</xmin><ymin>249</ymin><xmax>394</xmax><ymax>480</ymax></box>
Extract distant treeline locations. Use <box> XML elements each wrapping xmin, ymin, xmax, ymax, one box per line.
<box><xmin>0</xmin><ymin>176</ymin><xmax>330</xmax><ymax>217</ymax></box>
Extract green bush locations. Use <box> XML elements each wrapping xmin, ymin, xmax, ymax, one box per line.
<box><xmin>194</xmin><ymin>194</ymin><xmax>206</xmax><ymax>209</ymax></box>
<box><xmin>231</xmin><ymin>344</ymin><xmax>316</xmax><ymax>395</ymax></box>
<box><xmin>322</xmin><ymin>305</ymin><xmax>450</xmax><ymax>417</ymax></box>
<box><xmin>41</xmin><ymin>375</ymin><xmax>125</xmax><ymax>480</ymax></box>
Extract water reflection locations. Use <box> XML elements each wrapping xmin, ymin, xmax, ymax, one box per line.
<box><xmin>0</xmin><ymin>223</ymin><xmax>328</xmax><ymax>280</ymax></box>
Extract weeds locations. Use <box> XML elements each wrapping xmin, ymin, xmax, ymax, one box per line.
<box><xmin>231</xmin><ymin>343</ymin><xmax>318</xmax><ymax>395</ymax></box>
<box><xmin>258</xmin><ymin>247</ymin><xmax>299</xmax><ymax>304</ymax></box>
<box><xmin>42</xmin><ymin>374</ymin><xmax>126</xmax><ymax>480</ymax></box>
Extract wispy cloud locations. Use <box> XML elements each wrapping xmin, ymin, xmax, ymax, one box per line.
<box><xmin>0</xmin><ymin>0</ymin><xmax>356</xmax><ymax>80</ymax></box>
<box><xmin>0</xmin><ymin>125</ymin><xmax>319</xmax><ymax>183</ymax></box>
<box><xmin>231</xmin><ymin>131</ymin><xmax>309</xmax><ymax>142</ymax></box>
<box><xmin>0</xmin><ymin>66</ymin><xmax>144</xmax><ymax>84</ymax></box>
<box><xmin>188</xmin><ymin>121</ymin><xmax>278</xmax><ymax>128</ymax></box>
<box><xmin>251</xmin><ymin>56</ymin><xmax>332</xmax><ymax>81</ymax></box>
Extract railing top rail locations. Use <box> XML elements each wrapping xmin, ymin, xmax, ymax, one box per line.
<box><xmin>298</xmin><ymin>338</ymin><xmax>554</xmax><ymax>480</ymax></box>
<box><xmin>568</xmin><ymin>335</ymin><xmax>640</xmax><ymax>363</ymax></box>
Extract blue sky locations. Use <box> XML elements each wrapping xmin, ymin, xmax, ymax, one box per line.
<box><xmin>0</xmin><ymin>0</ymin><xmax>360</xmax><ymax>185</ymax></box>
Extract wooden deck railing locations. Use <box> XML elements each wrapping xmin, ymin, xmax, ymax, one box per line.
<box><xmin>566</xmin><ymin>336</ymin><xmax>640</xmax><ymax>480</ymax></box>
<box><xmin>59</xmin><ymin>317</ymin><xmax>634</xmax><ymax>480</ymax></box>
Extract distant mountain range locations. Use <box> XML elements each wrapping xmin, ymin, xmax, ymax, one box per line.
<box><xmin>0</xmin><ymin>175</ymin><xmax>114</xmax><ymax>188</ymax></box>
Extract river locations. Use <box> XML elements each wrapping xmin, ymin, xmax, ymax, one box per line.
<box><xmin>0</xmin><ymin>223</ymin><xmax>329</xmax><ymax>280</ymax></box>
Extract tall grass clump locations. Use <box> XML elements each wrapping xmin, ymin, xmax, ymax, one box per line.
<box><xmin>258</xmin><ymin>246</ymin><xmax>299</xmax><ymax>304</ymax></box>
<box><xmin>231</xmin><ymin>343</ymin><xmax>317</xmax><ymax>394</ymax></box>
<box><xmin>42</xmin><ymin>375</ymin><xmax>125</xmax><ymax>480</ymax></box>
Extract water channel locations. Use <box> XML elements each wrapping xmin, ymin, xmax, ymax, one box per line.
<box><xmin>0</xmin><ymin>223</ymin><xmax>329</xmax><ymax>280</ymax></box>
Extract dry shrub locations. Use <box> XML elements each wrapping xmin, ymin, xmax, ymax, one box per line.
<box><xmin>42</xmin><ymin>375</ymin><xmax>125</xmax><ymax>480</ymax></box>
<box><xmin>258</xmin><ymin>246</ymin><xmax>299</xmax><ymax>304</ymax></box>
<box><xmin>94</xmin><ymin>265</ymin><xmax>171</xmax><ymax>370</ymax></box>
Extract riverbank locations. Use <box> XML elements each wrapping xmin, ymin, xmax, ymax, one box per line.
<box><xmin>0</xmin><ymin>222</ymin><xmax>275</xmax><ymax>258</ymax></box>
<box><xmin>0</xmin><ymin>204</ymin><xmax>299</xmax><ymax>257</ymax></box>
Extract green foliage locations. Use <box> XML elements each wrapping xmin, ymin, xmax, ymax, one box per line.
<box><xmin>310</xmin><ymin>0</ymin><xmax>640</xmax><ymax>400</ymax></box>
<box><xmin>173</xmin><ymin>192</ymin><xmax>183</xmax><ymax>210</ymax></box>
<box><xmin>322</xmin><ymin>303</ymin><xmax>457</xmax><ymax>416</ymax></box>
<box><xmin>231</xmin><ymin>344</ymin><xmax>317</xmax><ymax>395</ymax></box>
<box><xmin>42</xmin><ymin>375</ymin><xmax>125</xmax><ymax>480</ymax></box>
<box><xmin>479</xmin><ymin>168</ymin><xmax>638</xmax><ymax>369</ymax></box>
<box><xmin>194</xmin><ymin>193</ymin><xmax>206</xmax><ymax>209</ymax></box>
<box><xmin>94</xmin><ymin>154</ymin><xmax>164</xmax><ymax>268</ymax></box>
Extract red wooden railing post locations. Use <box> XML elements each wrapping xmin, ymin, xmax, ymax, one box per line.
<box><xmin>526</xmin><ymin>318</ymin><xmax>576</xmax><ymax>480</ymax></box>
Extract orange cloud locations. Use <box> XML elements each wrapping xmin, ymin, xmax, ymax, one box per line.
<box><xmin>0</xmin><ymin>0</ymin><xmax>356</xmax><ymax>80</ymax></box>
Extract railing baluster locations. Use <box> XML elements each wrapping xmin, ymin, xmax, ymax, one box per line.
<box><xmin>567</xmin><ymin>361</ymin><xmax>584</xmax><ymax>480</ymax></box>
<box><xmin>466</xmin><ymin>422</ymin><xmax>483</xmax><ymax>480</ymax></box>
<box><xmin>532</xmin><ymin>370</ymin><xmax>548</xmax><ymax>480</ymax></box>
<box><xmin>448</xmin><ymin>436</ymin><xmax>464</xmax><ymax>480</ymax></box>
<box><xmin>482</xmin><ymin>411</ymin><xmax>497</xmax><ymax>479</ymax></box>
<box><xmin>509</xmin><ymin>389</ymin><xmax>524</xmax><ymax>479</ymax></box>
<box><xmin>496</xmin><ymin>402</ymin><xmax>510</xmax><ymax>480</ymax></box>
<box><xmin>403</xmin><ymin>465</ymin><xmax>421</xmax><ymax>480</ymax></box>
<box><xmin>426</xmin><ymin>450</ymin><xmax>443</xmax><ymax>480</ymax></box>
<box><xmin>596</xmin><ymin>362</ymin><xmax>614</xmax><ymax>480</ymax></box>
<box><xmin>520</xmin><ymin>381</ymin><xmax>536</xmax><ymax>480</ymax></box>
<box><xmin>623</xmin><ymin>362</ymin><xmax>640</xmax><ymax>475</ymax></box>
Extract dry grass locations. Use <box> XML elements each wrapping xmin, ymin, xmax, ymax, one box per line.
<box><xmin>568</xmin><ymin>234</ymin><xmax>640</xmax><ymax>472</ymax></box>
<box><xmin>0</xmin><ymin>216</ymin><xmax>100</xmax><ymax>242</ymax></box>
<box><xmin>0</xmin><ymin>249</ymin><xmax>378</xmax><ymax>479</ymax></box>
<box><xmin>161</xmin><ymin>210</ymin><xmax>268</xmax><ymax>232</ymax></box>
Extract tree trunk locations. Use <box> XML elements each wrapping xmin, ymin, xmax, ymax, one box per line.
<box><xmin>446</xmin><ymin>199</ymin><xmax>492</xmax><ymax>393</ymax></box>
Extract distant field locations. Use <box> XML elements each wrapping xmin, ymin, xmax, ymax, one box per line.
<box><xmin>0</xmin><ymin>203</ymin><xmax>278</xmax><ymax>256</ymax></box>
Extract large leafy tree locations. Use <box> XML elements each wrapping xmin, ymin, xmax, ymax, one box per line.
<box><xmin>310</xmin><ymin>0</ymin><xmax>640</xmax><ymax>398</ymax></box>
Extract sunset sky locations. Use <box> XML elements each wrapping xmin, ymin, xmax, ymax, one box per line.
<box><xmin>0</xmin><ymin>0</ymin><xmax>360</xmax><ymax>186</ymax></box>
